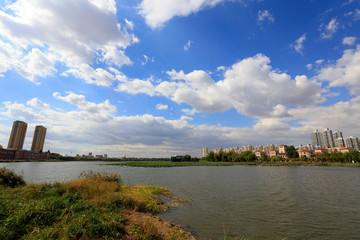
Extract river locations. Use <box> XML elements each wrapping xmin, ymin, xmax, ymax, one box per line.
<box><xmin>1</xmin><ymin>161</ymin><xmax>359</xmax><ymax>240</ymax></box>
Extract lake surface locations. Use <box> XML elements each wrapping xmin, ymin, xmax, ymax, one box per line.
<box><xmin>1</xmin><ymin>161</ymin><xmax>360</xmax><ymax>240</ymax></box>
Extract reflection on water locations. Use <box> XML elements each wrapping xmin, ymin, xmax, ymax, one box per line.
<box><xmin>1</xmin><ymin>162</ymin><xmax>360</xmax><ymax>239</ymax></box>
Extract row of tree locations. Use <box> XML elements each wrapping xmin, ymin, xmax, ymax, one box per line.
<box><xmin>204</xmin><ymin>151</ymin><xmax>257</xmax><ymax>162</ymax></box>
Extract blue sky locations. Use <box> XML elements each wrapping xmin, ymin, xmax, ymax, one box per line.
<box><xmin>0</xmin><ymin>0</ymin><xmax>360</xmax><ymax>157</ymax></box>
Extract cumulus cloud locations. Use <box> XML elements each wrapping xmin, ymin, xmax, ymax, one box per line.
<box><xmin>320</xmin><ymin>18</ymin><xmax>339</xmax><ymax>39</ymax></box>
<box><xmin>138</xmin><ymin>0</ymin><xmax>233</xmax><ymax>29</ymax></box>
<box><xmin>290</xmin><ymin>33</ymin><xmax>306</xmax><ymax>54</ymax></box>
<box><xmin>0</xmin><ymin>0</ymin><xmax>136</xmax><ymax>85</ymax></box>
<box><xmin>317</xmin><ymin>44</ymin><xmax>360</xmax><ymax>95</ymax></box>
<box><xmin>1</xmin><ymin>101</ymin><xmax>43</xmax><ymax>121</ymax></box>
<box><xmin>257</xmin><ymin>10</ymin><xmax>275</xmax><ymax>25</ymax></box>
<box><xmin>27</xmin><ymin>98</ymin><xmax>50</xmax><ymax>109</ymax></box>
<box><xmin>117</xmin><ymin>54</ymin><xmax>324</xmax><ymax>118</ymax></box>
<box><xmin>182</xmin><ymin>108</ymin><xmax>198</xmax><ymax>115</ymax></box>
<box><xmin>342</xmin><ymin>36</ymin><xmax>357</xmax><ymax>46</ymax></box>
<box><xmin>156</xmin><ymin>104</ymin><xmax>169</xmax><ymax>110</ymax></box>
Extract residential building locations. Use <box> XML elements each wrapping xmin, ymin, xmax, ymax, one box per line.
<box><xmin>201</xmin><ymin>147</ymin><xmax>208</xmax><ymax>158</ymax></box>
<box><xmin>334</xmin><ymin>137</ymin><xmax>344</xmax><ymax>147</ymax></box>
<box><xmin>344</xmin><ymin>136</ymin><xmax>360</xmax><ymax>150</ymax></box>
<box><xmin>333</xmin><ymin>131</ymin><xmax>343</xmax><ymax>140</ymax></box>
<box><xmin>278</xmin><ymin>145</ymin><xmax>287</xmax><ymax>154</ymax></box>
<box><xmin>298</xmin><ymin>149</ymin><xmax>313</xmax><ymax>158</ymax></box>
<box><xmin>7</xmin><ymin>120</ymin><xmax>28</xmax><ymax>150</ymax></box>
<box><xmin>321</xmin><ymin>128</ymin><xmax>335</xmax><ymax>148</ymax></box>
<box><xmin>31</xmin><ymin>125</ymin><xmax>47</xmax><ymax>152</ymax></box>
<box><xmin>311</xmin><ymin>129</ymin><xmax>323</xmax><ymax>147</ymax></box>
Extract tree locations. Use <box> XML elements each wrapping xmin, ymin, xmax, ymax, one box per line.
<box><xmin>285</xmin><ymin>145</ymin><xmax>299</xmax><ymax>159</ymax></box>
<box><xmin>206</xmin><ymin>151</ymin><xmax>215</xmax><ymax>162</ymax></box>
<box><xmin>183</xmin><ymin>155</ymin><xmax>191</xmax><ymax>162</ymax></box>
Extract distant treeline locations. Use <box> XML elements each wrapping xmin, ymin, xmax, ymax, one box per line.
<box><xmin>204</xmin><ymin>151</ymin><xmax>257</xmax><ymax>162</ymax></box>
<box><xmin>50</xmin><ymin>155</ymin><xmax>172</xmax><ymax>162</ymax></box>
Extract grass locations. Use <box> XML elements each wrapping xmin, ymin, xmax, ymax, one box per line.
<box><xmin>0</xmin><ymin>169</ymin><xmax>193</xmax><ymax>240</ymax></box>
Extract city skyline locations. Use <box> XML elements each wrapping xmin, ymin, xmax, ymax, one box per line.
<box><xmin>1</xmin><ymin>0</ymin><xmax>360</xmax><ymax>157</ymax></box>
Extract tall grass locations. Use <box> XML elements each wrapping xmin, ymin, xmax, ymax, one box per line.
<box><xmin>0</xmin><ymin>169</ymin><xmax>192</xmax><ymax>240</ymax></box>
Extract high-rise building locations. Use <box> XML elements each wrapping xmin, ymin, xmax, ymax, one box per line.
<box><xmin>311</xmin><ymin>129</ymin><xmax>323</xmax><ymax>147</ymax></box>
<box><xmin>334</xmin><ymin>137</ymin><xmax>345</xmax><ymax>147</ymax></box>
<box><xmin>333</xmin><ymin>131</ymin><xmax>343</xmax><ymax>140</ymax></box>
<box><xmin>344</xmin><ymin>136</ymin><xmax>360</xmax><ymax>150</ymax></box>
<box><xmin>7</xmin><ymin>120</ymin><xmax>28</xmax><ymax>150</ymax></box>
<box><xmin>31</xmin><ymin>125</ymin><xmax>47</xmax><ymax>152</ymax></box>
<box><xmin>321</xmin><ymin>128</ymin><xmax>335</xmax><ymax>148</ymax></box>
<box><xmin>201</xmin><ymin>147</ymin><xmax>208</xmax><ymax>158</ymax></box>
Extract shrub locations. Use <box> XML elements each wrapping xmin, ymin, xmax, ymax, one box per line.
<box><xmin>78</xmin><ymin>170</ymin><xmax>122</xmax><ymax>184</ymax></box>
<box><xmin>0</xmin><ymin>167</ymin><xmax>25</xmax><ymax>188</ymax></box>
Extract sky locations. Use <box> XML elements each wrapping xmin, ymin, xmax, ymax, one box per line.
<box><xmin>0</xmin><ymin>0</ymin><xmax>360</xmax><ymax>157</ymax></box>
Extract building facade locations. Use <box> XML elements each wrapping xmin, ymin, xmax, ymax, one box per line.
<box><xmin>201</xmin><ymin>147</ymin><xmax>208</xmax><ymax>158</ymax></box>
<box><xmin>7</xmin><ymin>120</ymin><xmax>28</xmax><ymax>150</ymax></box>
<box><xmin>31</xmin><ymin>125</ymin><xmax>47</xmax><ymax>152</ymax></box>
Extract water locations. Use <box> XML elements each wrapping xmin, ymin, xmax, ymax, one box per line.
<box><xmin>1</xmin><ymin>162</ymin><xmax>360</xmax><ymax>240</ymax></box>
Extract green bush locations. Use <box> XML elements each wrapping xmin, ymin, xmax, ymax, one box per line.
<box><xmin>0</xmin><ymin>167</ymin><xmax>25</xmax><ymax>188</ymax></box>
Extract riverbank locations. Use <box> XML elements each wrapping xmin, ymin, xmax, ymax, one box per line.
<box><xmin>0</xmin><ymin>169</ymin><xmax>194</xmax><ymax>240</ymax></box>
<box><xmin>110</xmin><ymin>161</ymin><xmax>360</xmax><ymax>168</ymax></box>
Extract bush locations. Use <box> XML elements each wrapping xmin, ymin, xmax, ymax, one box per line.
<box><xmin>0</xmin><ymin>167</ymin><xmax>25</xmax><ymax>188</ymax></box>
<box><xmin>78</xmin><ymin>170</ymin><xmax>122</xmax><ymax>184</ymax></box>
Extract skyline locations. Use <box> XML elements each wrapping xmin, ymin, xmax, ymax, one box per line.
<box><xmin>1</xmin><ymin>0</ymin><xmax>360</xmax><ymax>157</ymax></box>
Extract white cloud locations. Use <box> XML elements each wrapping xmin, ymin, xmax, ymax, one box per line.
<box><xmin>0</xmin><ymin>0</ymin><xmax>136</xmax><ymax>84</ymax></box>
<box><xmin>317</xmin><ymin>44</ymin><xmax>360</xmax><ymax>95</ymax></box>
<box><xmin>320</xmin><ymin>18</ymin><xmax>339</xmax><ymax>39</ymax></box>
<box><xmin>27</xmin><ymin>98</ymin><xmax>50</xmax><ymax>109</ymax></box>
<box><xmin>1</xmin><ymin>101</ymin><xmax>43</xmax><ymax>121</ymax></box>
<box><xmin>342</xmin><ymin>36</ymin><xmax>356</xmax><ymax>46</ymax></box>
<box><xmin>315</xmin><ymin>59</ymin><xmax>324</xmax><ymax>65</ymax></box>
<box><xmin>117</xmin><ymin>54</ymin><xmax>324</xmax><ymax>118</ymax></box>
<box><xmin>290</xmin><ymin>33</ymin><xmax>306</xmax><ymax>54</ymax></box>
<box><xmin>306</xmin><ymin>64</ymin><xmax>312</xmax><ymax>70</ymax></box>
<box><xmin>141</xmin><ymin>55</ymin><xmax>154</xmax><ymax>66</ymax></box>
<box><xmin>156</xmin><ymin>103</ymin><xmax>169</xmax><ymax>110</ymax></box>
<box><xmin>139</xmin><ymin>0</ymin><xmax>229</xmax><ymax>29</ymax></box>
<box><xmin>182</xmin><ymin>108</ymin><xmax>198</xmax><ymax>115</ymax></box>
<box><xmin>257</xmin><ymin>10</ymin><xmax>275</xmax><ymax>25</ymax></box>
<box><xmin>62</xmin><ymin>64</ymin><xmax>115</xmax><ymax>87</ymax></box>
<box><xmin>184</xmin><ymin>40</ymin><xmax>192</xmax><ymax>51</ymax></box>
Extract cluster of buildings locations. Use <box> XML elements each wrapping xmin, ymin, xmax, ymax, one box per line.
<box><xmin>0</xmin><ymin>120</ymin><xmax>50</xmax><ymax>160</ymax></box>
<box><xmin>75</xmin><ymin>152</ymin><xmax>108</xmax><ymax>159</ymax></box>
<box><xmin>201</xmin><ymin>128</ymin><xmax>360</xmax><ymax>159</ymax></box>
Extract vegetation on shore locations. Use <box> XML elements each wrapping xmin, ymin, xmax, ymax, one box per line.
<box><xmin>0</xmin><ymin>168</ymin><xmax>193</xmax><ymax>240</ymax></box>
<box><xmin>112</xmin><ymin>161</ymin><xmax>238</xmax><ymax>168</ymax></box>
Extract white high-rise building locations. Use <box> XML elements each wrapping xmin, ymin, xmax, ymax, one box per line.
<box><xmin>201</xmin><ymin>147</ymin><xmax>208</xmax><ymax>158</ymax></box>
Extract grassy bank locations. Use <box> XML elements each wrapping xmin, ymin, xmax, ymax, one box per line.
<box><xmin>110</xmin><ymin>161</ymin><xmax>360</xmax><ymax>168</ymax></box>
<box><xmin>0</xmin><ymin>168</ymin><xmax>193</xmax><ymax>240</ymax></box>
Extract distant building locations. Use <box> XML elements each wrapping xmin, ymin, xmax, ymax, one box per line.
<box><xmin>7</xmin><ymin>120</ymin><xmax>28</xmax><ymax>150</ymax></box>
<box><xmin>31</xmin><ymin>125</ymin><xmax>47</xmax><ymax>152</ymax></box>
<box><xmin>334</xmin><ymin>137</ymin><xmax>345</xmax><ymax>147</ymax></box>
<box><xmin>171</xmin><ymin>155</ymin><xmax>184</xmax><ymax>162</ymax></box>
<box><xmin>344</xmin><ymin>136</ymin><xmax>359</xmax><ymax>150</ymax></box>
<box><xmin>201</xmin><ymin>147</ymin><xmax>208</xmax><ymax>158</ymax></box>
<box><xmin>278</xmin><ymin>145</ymin><xmax>287</xmax><ymax>154</ymax></box>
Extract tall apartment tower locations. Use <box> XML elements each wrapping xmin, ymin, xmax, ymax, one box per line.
<box><xmin>321</xmin><ymin>128</ymin><xmax>335</xmax><ymax>148</ymax></box>
<box><xmin>31</xmin><ymin>125</ymin><xmax>47</xmax><ymax>152</ymax></box>
<box><xmin>345</xmin><ymin>136</ymin><xmax>360</xmax><ymax>150</ymax></box>
<box><xmin>7</xmin><ymin>120</ymin><xmax>28</xmax><ymax>150</ymax></box>
<box><xmin>311</xmin><ymin>129</ymin><xmax>323</xmax><ymax>147</ymax></box>
<box><xmin>201</xmin><ymin>147</ymin><xmax>208</xmax><ymax>158</ymax></box>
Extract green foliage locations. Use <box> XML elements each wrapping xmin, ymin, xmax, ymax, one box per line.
<box><xmin>0</xmin><ymin>167</ymin><xmax>25</xmax><ymax>188</ymax></box>
<box><xmin>204</xmin><ymin>150</ymin><xmax>257</xmax><ymax>162</ymax></box>
<box><xmin>285</xmin><ymin>145</ymin><xmax>299</xmax><ymax>158</ymax></box>
<box><xmin>79</xmin><ymin>170</ymin><xmax>122</xmax><ymax>184</ymax></box>
<box><xmin>270</xmin><ymin>156</ymin><xmax>283</xmax><ymax>162</ymax></box>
